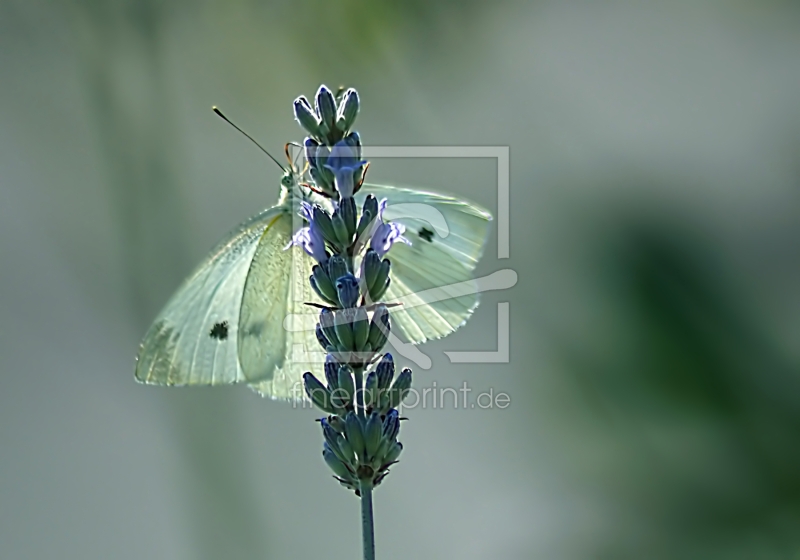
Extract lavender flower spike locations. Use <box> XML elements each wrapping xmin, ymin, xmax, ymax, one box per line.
<box><xmin>324</xmin><ymin>139</ymin><xmax>366</xmax><ymax>199</ymax></box>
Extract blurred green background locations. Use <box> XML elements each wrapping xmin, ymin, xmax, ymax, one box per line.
<box><xmin>1</xmin><ymin>1</ymin><xmax>799</xmax><ymax>558</ymax></box>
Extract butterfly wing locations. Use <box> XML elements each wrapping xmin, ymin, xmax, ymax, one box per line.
<box><xmin>357</xmin><ymin>184</ymin><xmax>492</xmax><ymax>344</ymax></box>
<box><xmin>135</xmin><ymin>206</ymin><xmax>284</xmax><ymax>386</ymax></box>
<box><xmin>238</xmin><ymin>210</ymin><xmax>325</xmax><ymax>396</ymax></box>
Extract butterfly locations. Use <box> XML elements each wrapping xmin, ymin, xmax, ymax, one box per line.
<box><xmin>134</xmin><ymin>143</ymin><xmax>492</xmax><ymax>400</ymax></box>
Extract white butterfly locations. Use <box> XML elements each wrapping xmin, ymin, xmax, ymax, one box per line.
<box><xmin>134</xmin><ymin>163</ymin><xmax>491</xmax><ymax>399</ymax></box>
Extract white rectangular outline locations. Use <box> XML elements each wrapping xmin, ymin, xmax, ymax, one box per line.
<box><xmin>288</xmin><ymin>145</ymin><xmax>512</xmax><ymax>365</ymax></box>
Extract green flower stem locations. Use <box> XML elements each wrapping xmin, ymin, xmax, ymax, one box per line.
<box><xmin>360</xmin><ymin>481</ymin><xmax>375</xmax><ymax>560</ymax></box>
<box><xmin>352</xmin><ymin>366</ymin><xmax>375</xmax><ymax>560</ymax></box>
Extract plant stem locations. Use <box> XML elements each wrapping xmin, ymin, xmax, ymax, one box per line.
<box><xmin>353</xmin><ymin>366</ymin><xmax>376</xmax><ymax>559</ymax></box>
<box><xmin>360</xmin><ymin>481</ymin><xmax>376</xmax><ymax>560</ymax></box>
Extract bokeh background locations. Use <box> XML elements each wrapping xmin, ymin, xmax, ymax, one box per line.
<box><xmin>2</xmin><ymin>1</ymin><xmax>799</xmax><ymax>558</ymax></box>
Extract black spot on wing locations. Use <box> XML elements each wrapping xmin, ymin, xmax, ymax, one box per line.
<box><xmin>418</xmin><ymin>227</ymin><xmax>434</xmax><ymax>242</ymax></box>
<box><xmin>209</xmin><ymin>321</ymin><xmax>229</xmax><ymax>340</ymax></box>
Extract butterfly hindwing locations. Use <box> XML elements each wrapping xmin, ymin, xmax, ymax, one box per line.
<box><xmin>356</xmin><ymin>184</ymin><xmax>492</xmax><ymax>344</ymax></box>
<box><xmin>247</xmin><ymin>240</ymin><xmax>325</xmax><ymax>400</ymax></box>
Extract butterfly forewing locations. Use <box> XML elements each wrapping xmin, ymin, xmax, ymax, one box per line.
<box><xmin>135</xmin><ymin>206</ymin><xmax>284</xmax><ymax>385</ymax></box>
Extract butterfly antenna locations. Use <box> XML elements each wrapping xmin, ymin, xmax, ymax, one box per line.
<box><xmin>212</xmin><ymin>106</ymin><xmax>284</xmax><ymax>171</ymax></box>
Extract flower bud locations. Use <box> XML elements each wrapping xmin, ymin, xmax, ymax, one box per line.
<box><xmin>315</xmin><ymin>323</ymin><xmax>332</xmax><ymax>351</ymax></box>
<box><xmin>293</xmin><ymin>96</ymin><xmax>320</xmax><ymax>137</ymax></box>
<box><xmin>364</xmin><ymin>370</ymin><xmax>378</xmax><ymax>409</ymax></box>
<box><xmin>358</xmin><ymin>196</ymin><xmax>379</xmax><ymax>237</ymax></box>
<box><xmin>382</xmin><ymin>409</ymin><xmax>401</xmax><ymax>441</ymax></box>
<box><xmin>375</xmin><ymin>353</ymin><xmax>395</xmax><ymax>390</ymax></box>
<box><xmin>322</xmin><ymin>419</ymin><xmax>347</xmax><ymax>462</ymax></box>
<box><xmin>323</xmin><ymin>354</ymin><xmax>339</xmax><ymax>389</ymax></box>
<box><xmin>387</xmin><ymin>368</ymin><xmax>412</xmax><ymax>409</ymax></box>
<box><xmin>338</xmin><ymin>196</ymin><xmax>357</xmax><ymax>238</ymax></box>
<box><xmin>368</xmin><ymin>258</ymin><xmax>391</xmax><ymax>302</ymax></box>
<box><xmin>323</xmin><ymin>443</ymin><xmax>354</xmax><ymax>480</ymax></box>
<box><xmin>315</xmin><ymin>85</ymin><xmax>337</xmax><ymax>136</ymax></box>
<box><xmin>303</xmin><ymin>136</ymin><xmax>319</xmax><ymax>168</ymax></box>
<box><xmin>303</xmin><ymin>372</ymin><xmax>335</xmax><ymax>413</ymax></box>
<box><xmin>336</xmin><ymin>88</ymin><xmax>360</xmax><ymax>132</ymax></box>
<box><xmin>335</xmin><ymin>273</ymin><xmax>360</xmax><ymax>309</ymax></box>
<box><xmin>311</xmin><ymin>265</ymin><xmax>338</xmax><ymax>305</ymax></box>
<box><xmin>319</xmin><ymin>308</ymin><xmax>340</xmax><ymax>349</ymax></box>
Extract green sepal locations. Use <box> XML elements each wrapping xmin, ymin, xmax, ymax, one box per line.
<box><xmin>336</xmin><ymin>433</ymin><xmax>357</xmax><ymax>465</ymax></box>
<box><xmin>312</xmin><ymin>205</ymin><xmax>338</xmax><ymax>246</ymax></box>
<box><xmin>323</xmin><ymin>443</ymin><xmax>354</xmax><ymax>480</ymax></box>
<box><xmin>315</xmin><ymin>324</ymin><xmax>331</xmax><ymax>351</ymax></box>
<box><xmin>322</xmin><ymin>419</ymin><xmax>348</xmax><ymax>463</ymax></box>
<box><xmin>331</xmin><ymin>212</ymin><xmax>351</xmax><ymax>247</ymax></box>
<box><xmin>338</xmin><ymin>196</ymin><xmax>357</xmax><ymax>237</ymax></box>
<box><xmin>371</xmin><ymin>276</ymin><xmax>390</xmax><ymax>302</ymax></box>
<box><xmin>330</xmin><ymin>386</ymin><xmax>351</xmax><ymax>411</ymax></box>
<box><xmin>367</xmin><ymin>305</ymin><xmax>390</xmax><ymax>351</ymax></box>
<box><xmin>303</xmin><ymin>373</ymin><xmax>336</xmax><ymax>414</ymax></box>
<box><xmin>310</xmin><ymin>166</ymin><xmax>333</xmax><ymax>195</ymax></box>
<box><xmin>368</xmin><ymin>259</ymin><xmax>391</xmax><ymax>301</ymax></box>
<box><xmin>382</xmin><ymin>441</ymin><xmax>403</xmax><ymax>466</ymax></box>
<box><xmin>361</xmin><ymin>250</ymin><xmax>380</xmax><ymax>291</ymax></box>
<box><xmin>334</xmin><ymin>309</ymin><xmax>355</xmax><ymax>350</ymax></box>
<box><xmin>352</xmin><ymin>306</ymin><xmax>370</xmax><ymax>351</ymax></box>
<box><xmin>377</xmin><ymin>391</ymin><xmax>391</xmax><ymax>414</ymax></box>
<box><xmin>372</xmin><ymin>437</ymin><xmax>393</xmax><ymax>472</ymax></box>
<box><xmin>319</xmin><ymin>308</ymin><xmax>340</xmax><ymax>348</ymax></box>
<box><xmin>344</xmin><ymin>412</ymin><xmax>366</xmax><ymax>460</ymax></box>
<box><xmin>364</xmin><ymin>411</ymin><xmax>382</xmax><ymax>461</ymax></box>
<box><xmin>337</xmin><ymin>364</ymin><xmax>355</xmax><ymax>402</ymax></box>
<box><xmin>323</xmin><ymin>355</ymin><xmax>339</xmax><ymax>389</ymax></box>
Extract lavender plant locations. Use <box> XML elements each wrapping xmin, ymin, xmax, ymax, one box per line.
<box><xmin>290</xmin><ymin>85</ymin><xmax>412</xmax><ymax>560</ymax></box>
